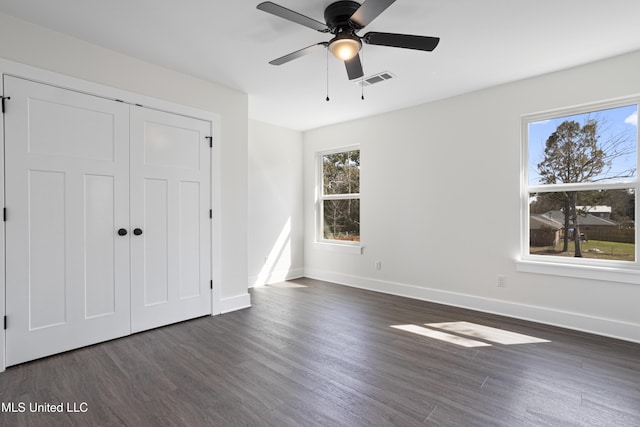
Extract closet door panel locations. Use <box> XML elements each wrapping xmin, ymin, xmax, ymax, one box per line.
<box><xmin>4</xmin><ymin>76</ymin><xmax>131</xmax><ymax>366</ymax></box>
<box><xmin>178</xmin><ymin>181</ymin><xmax>202</xmax><ymax>299</ymax></box>
<box><xmin>84</xmin><ymin>174</ymin><xmax>118</xmax><ymax>318</ymax></box>
<box><xmin>130</xmin><ymin>106</ymin><xmax>211</xmax><ymax>333</ymax></box>
<box><xmin>143</xmin><ymin>178</ymin><xmax>170</xmax><ymax>306</ymax></box>
<box><xmin>27</xmin><ymin>170</ymin><xmax>67</xmax><ymax>330</ymax></box>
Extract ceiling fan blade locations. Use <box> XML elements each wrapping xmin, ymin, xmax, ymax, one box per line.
<box><xmin>363</xmin><ymin>32</ymin><xmax>440</xmax><ymax>51</ymax></box>
<box><xmin>345</xmin><ymin>54</ymin><xmax>364</xmax><ymax>80</ymax></box>
<box><xmin>257</xmin><ymin>2</ymin><xmax>328</xmax><ymax>32</ymax></box>
<box><xmin>350</xmin><ymin>0</ymin><xmax>396</xmax><ymax>28</ymax></box>
<box><xmin>269</xmin><ymin>43</ymin><xmax>327</xmax><ymax>66</ymax></box>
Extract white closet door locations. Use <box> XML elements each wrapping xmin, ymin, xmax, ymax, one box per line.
<box><xmin>4</xmin><ymin>76</ymin><xmax>131</xmax><ymax>366</ymax></box>
<box><xmin>129</xmin><ymin>106</ymin><xmax>211</xmax><ymax>333</ymax></box>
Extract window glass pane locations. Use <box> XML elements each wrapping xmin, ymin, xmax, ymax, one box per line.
<box><xmin>323</xmin><ymin>150</ymin><xmax>360</xmax><ymax>195</ymax></box>
<box><xmin>323</xmin><ymin>199</ymin><xmax>360</xmax><ymax>241</ymax></box>
<box><xmin>528</xmin><ymin>104</ymin><xmax>638</xmax><ymax>186</ymax></box>
<box><xmin>529</xmin><ymin>189</ymin><xmax>635</xmax><ymax>261</ymax></box>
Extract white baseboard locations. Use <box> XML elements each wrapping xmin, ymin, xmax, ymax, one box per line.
<box><xmin>220</xmin><ymin>293</ymin><xmax>252</xmax><ymax>314</ymax></box>
<box><xmin>0</xmin><ymin>330</ymin><xmax>4</xmax><ymax>373</ymax></box>
<box><xmin>248</xmin><ymin>267</ymin><xmax>304</xmax><ymax>288</ymax></box>
<box><xmin>304</xmin><ymin>268</ymin><xmax>640</xmax><ymax>344</ymax></box>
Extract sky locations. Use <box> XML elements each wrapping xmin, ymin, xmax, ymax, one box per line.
<box><xmin>528</xmin><ymin>103</ymin><xmax>639</xmax><ymax>186</ymax></box>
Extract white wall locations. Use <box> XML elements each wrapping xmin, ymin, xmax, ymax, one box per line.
<box><xmin>0</xmin><ymin>13</ymin><xmax>249</xmax><ymax>308</ymax></box>
<box><xmin>248</xmin><ymin>120</ymin><xmax>304</xmax><ymax>286</ymax></box>
<box><xmin>304</xmin><ymin>50</ymin><xmax>640</xmax><ymax>343</ymax></box>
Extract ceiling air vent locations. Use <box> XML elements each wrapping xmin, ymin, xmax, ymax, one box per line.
<box><xmin>354</xmin><ymin>71</ymin><xmax>396</xmax><ymax>87</ymax></box>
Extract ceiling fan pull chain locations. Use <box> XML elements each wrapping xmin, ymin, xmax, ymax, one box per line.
<box><xmin>361</xmin><ymin>49</ymin><xmax>365</xmax><ymax>100</ymax></box>
<box><xmin>326</xmin><ymin>46</ymin><xmax>330</xmax><ymax>101</ymax></box>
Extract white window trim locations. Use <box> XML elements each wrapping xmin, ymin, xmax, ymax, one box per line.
<box><xmin>520</xmin><ymin>96</ymin><xmax>640</xmax><ymax>283</ymax></box>
<box><xmin>315</xmin><ymin>145</ymin><xmax>362</xmax><ymax>253</ymax></box>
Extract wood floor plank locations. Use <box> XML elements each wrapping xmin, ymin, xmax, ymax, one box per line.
<box><xmin>1</xmin><ymin>277</ymin><xmax>639</xmax><ymax>426</ymax></box>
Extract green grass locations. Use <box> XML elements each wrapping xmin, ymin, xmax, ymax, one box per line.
<box><xmin>530</xmin><ymin>239</ymin><xmax>635</xmax><ymax>261</ymax></box>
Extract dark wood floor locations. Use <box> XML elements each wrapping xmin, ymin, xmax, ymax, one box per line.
<box><xmin>1</xmin><ymin>278</ymin><xmax>639</xmax><ymax>426</ymax></box>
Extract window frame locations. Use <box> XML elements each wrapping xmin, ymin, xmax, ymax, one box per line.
<box><xmin>315</xmin><ymin>145</ymin><xmax>362</xmax><ymax>253</ymax></box>
<box><xmin>518</xmin><ymin>96</ymin><xmax>640</xmax><ymax>283</ymax></box>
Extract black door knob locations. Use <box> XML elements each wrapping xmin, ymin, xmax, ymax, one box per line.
<box><xmin>133</xmin><ymin>228</ymin><xmax>143</xmax><ymax>236</ymax></box>
<box><xmin>117</xmin><ymin>228</ymin><xmax>128</xmax><ymax>236</ymax></box>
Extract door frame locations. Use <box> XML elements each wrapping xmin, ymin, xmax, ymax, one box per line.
<box><xmin>0</xmin><ymin>58</ymin><xmax>222</xmax><ymax>372</ymax></box>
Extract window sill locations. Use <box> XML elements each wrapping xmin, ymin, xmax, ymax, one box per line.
<box><xmin>516</xmin><ymin>259</ymin><xmax>640</xmax><ymax>285</ymax></box>
<box><xmin>314</xmin><ymin>241</ymin><xmax>363</xmax><ymax>255</ymax></box>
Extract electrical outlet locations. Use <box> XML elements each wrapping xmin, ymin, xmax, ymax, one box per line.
<box><xmin>497</xmin><ymin>274</ymin><xmax>506</xmax><ymax>288</ymax></box>
<box><xmin>375</xmin><ymin>260</ymin><xmax>382</xmax><ymax>270</ymax></box>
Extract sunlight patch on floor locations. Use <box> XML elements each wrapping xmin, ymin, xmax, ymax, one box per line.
<box><xmin>426</xmin><ymin>321</ymin><xmax>551</xmax><ymax>345</ymax></box>
<box><xmin>391</xmin><ymin>324</ymin><xmax>492</xmax><ymax>347</ymax></box>
<box><xmin>391</xmin><ymin>321</ymin><xmax>550</xmax><ymax>347</ymax></box>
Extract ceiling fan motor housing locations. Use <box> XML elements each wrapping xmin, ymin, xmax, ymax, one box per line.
<box><xmin>324</xmin><ymin>1</ymin><xmax>362</xmax><ymax>32</ymax></box>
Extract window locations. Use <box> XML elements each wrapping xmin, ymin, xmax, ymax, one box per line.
<box><xmin>521</xmin><ymin>99</ymin><xmax>639</xmax><ymax>278</ymax></box>
<box><xmin>318</xmin><ymin>147</ymin><xmax>360</xmax><ymax>246</ymax></box>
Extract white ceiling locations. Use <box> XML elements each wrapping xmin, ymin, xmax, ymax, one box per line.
<box><xmin>1</xmin><ymin>0</ymin><xmax>639</xmax><ymax>131</ymax></box>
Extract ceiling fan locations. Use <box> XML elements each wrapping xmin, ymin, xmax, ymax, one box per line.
<box><xmin>257</xmin><ymin>0</ymin><xmax>440</xmax><ymax>81</ymax></box>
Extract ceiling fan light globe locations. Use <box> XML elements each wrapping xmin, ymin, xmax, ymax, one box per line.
<box><xmin>329</xmin><ymin>37</ymin><xmax>361</xmax><ymax>61</ymax></box>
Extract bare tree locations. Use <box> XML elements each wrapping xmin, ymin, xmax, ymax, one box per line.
<box><xmin>537</xmin><ymin>118</ymin><xmax>635</xmax><ymax>256</ymax></box>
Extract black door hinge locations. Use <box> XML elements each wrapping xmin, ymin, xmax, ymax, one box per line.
<box><xmin>210</xmin><ymin>280</ymin><xmax>213</xmax><ymax>290</ymax></box>
<box><xmin>3</xmin><ymin>316</ymin><xmax>6</xmax><ymax>330</ymax></box>
<box><xmin>3</xmin><ymin>207</ymin><xmax>6</xmax><ymax>222</ymax></box>
<box><xmin>209</xmin><ymin>209</ymin><xmax>212</xmax><ymax>219</ymax></box>
<box><xmin>1</xmin><ymin>96</ymin><xmax>10</xmax><ymax>113</ymax></box>
<box><xmin>205</xmin><ymin>136</ymin><xmax>213</xmax><ymax>148</ymax></box>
